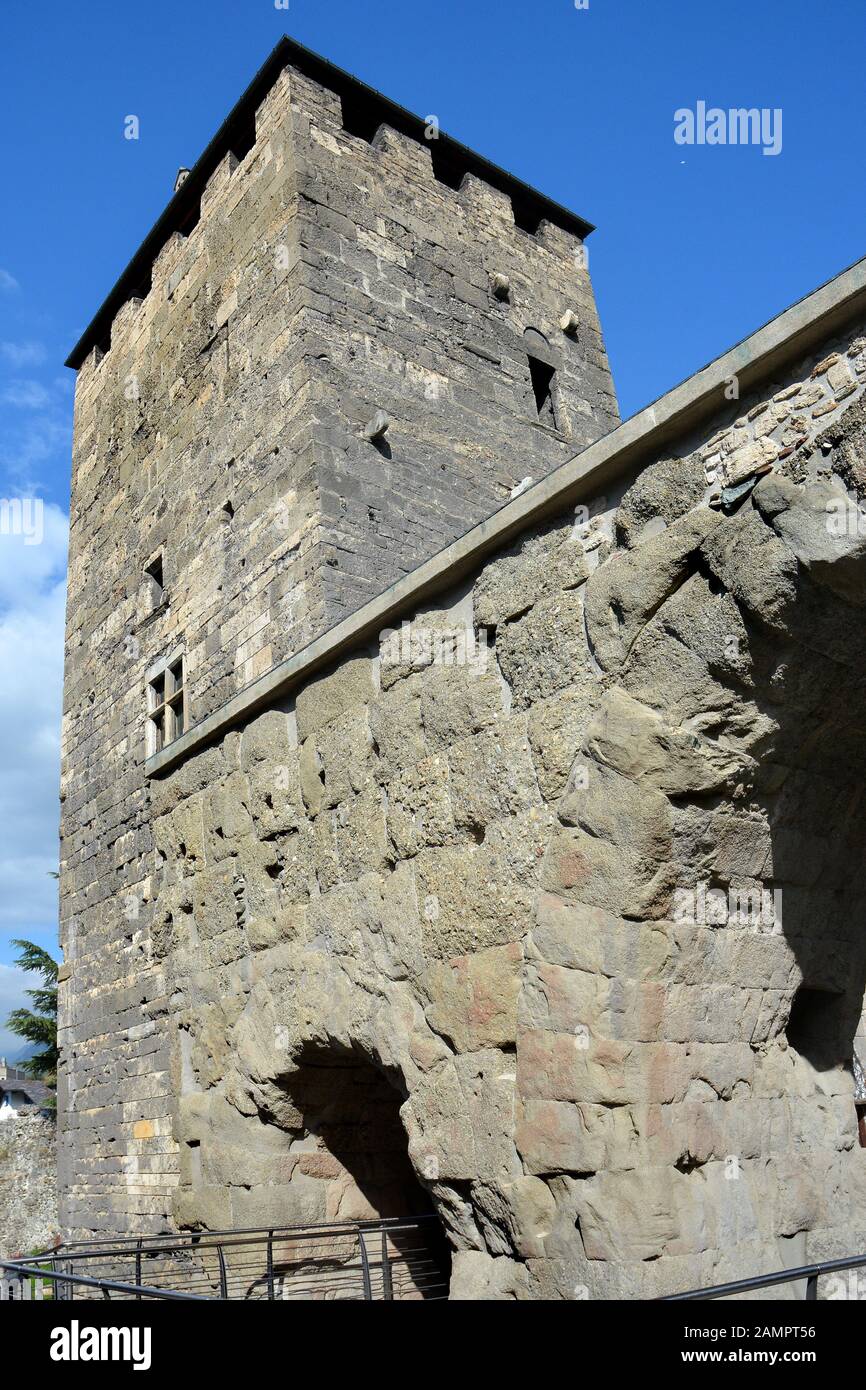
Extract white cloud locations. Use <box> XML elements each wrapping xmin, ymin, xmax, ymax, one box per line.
<box><xmin>0</xmin><ymin>401</ymin><xmax>72</xmax><ymax>493</ymax></box>
<box><xmin>0</xmin><ymin>289</ymin><xmax>69</xmax><ymax>989</ymax></box>
<box><xmin>0</xmin><ymin>511</ymin><xmax>67</xmax><ymax>969</ymax></box>
<box><xmin>0</xmin><ymin>963</ymin><xmax>36</xmax><ymax>1058</ymax></box>
<box><xmin>0</xmin><ymin>271</ymin><xmax>19</xmax><ymax>294</ymax></box>
<box><xmin>1</xmin><ymin>380</ymin><xmax>51</xmax><ymax>410</ymax></box>
<box><xmin>0</xmin><ymin>503</ymin><xmax>67</xmax><ymax>609</ymax></box>
<box><xmin>0</xmin><ymin>341</ymin><xmax>46</xmax><ymax>368</ymax></box>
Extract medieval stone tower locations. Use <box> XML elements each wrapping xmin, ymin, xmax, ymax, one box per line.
<box><xmin>60</xmin><ymin>37</ymin><xmax>866</xmax><ymax>1298</ymax></box>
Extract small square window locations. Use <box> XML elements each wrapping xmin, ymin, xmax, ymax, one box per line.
<box><xmin>147</xmin><ymin>655</ymin><xmax>186</xmax><ymax>754</ymax></box>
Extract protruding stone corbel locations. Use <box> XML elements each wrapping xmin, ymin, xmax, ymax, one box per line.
<box><xmin>361</xmin><ymin>410</ymin><xmax>390</xmax><ymax>442</ymax></box>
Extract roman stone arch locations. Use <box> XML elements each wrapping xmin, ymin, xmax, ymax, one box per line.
<box><xmin>174</xmin><ymin>933</ymin><xmax>522</xmax><ymax>1297</ymax></box>
<box><xmin>245</xmin><ymin>1034</ymin><xmax>452</xmax><ymax>1299</ymax></box>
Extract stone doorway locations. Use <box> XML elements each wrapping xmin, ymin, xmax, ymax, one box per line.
<box><xmin>276</xmin><ymin>1043</ymin><xmax>451</xmax><ymax>1298</ymax></box>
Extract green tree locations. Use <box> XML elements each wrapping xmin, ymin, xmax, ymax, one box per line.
<box><xmin>5</xmin><ymin>939</ymin><xmax>58</xmax><ymax>1089</ymax></box>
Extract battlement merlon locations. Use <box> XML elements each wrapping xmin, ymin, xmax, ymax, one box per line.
<box><xmin>65</xmin><ymin>36</ymin><xmax>599</xmax><ymax>372</ymax></box>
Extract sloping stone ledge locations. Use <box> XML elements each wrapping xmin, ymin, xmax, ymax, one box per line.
<box><xmin>147</xmin><ymin>253</ymin><xmax>866</xmax><ymax>778</ymax></box>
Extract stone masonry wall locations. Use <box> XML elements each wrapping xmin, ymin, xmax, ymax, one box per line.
<box><xmin>59</xmin><ymin>60</ymin><xmax>614</xmax><ymax>1241</ymax></box>
<box><xmin>0</xmin><ymin>1114</ymin><xmax>58</xmax><ymax>1260</ymax></box>
<box><xmin>120</xmin><ymin>320</ymin><xmax>866</xmax><ymax>1297</ymax></box>
<box><xmin>285</xmin><ymin>70</ymin><xmax>617</xmax><ymax>622</ymax></box>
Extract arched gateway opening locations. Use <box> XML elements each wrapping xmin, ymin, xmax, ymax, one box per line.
<box><xmin>270</xmin><ymin>1043</ymin><xmax>451</xmax><ymax>1300</ymax></box>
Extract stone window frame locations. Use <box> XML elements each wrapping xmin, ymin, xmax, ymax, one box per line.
<box><xmin>146</xmin><ymin>646</ymin><xmax>187</xmax><ymax>756</ymax></box>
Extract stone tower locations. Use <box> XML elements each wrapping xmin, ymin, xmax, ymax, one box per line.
<box><xmin>59</xmin><ymin>40</ymin><xmax>616</xmax><ymax>1241</ymax></box>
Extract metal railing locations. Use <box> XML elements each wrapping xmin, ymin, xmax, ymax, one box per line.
<box><xmin>7</xmin><ymin>1234</ymin><xmax>864</xmax><ymax>1301</ymax></box>
<box><xmin>0</xmin><ymin>1215</ymin><xmax>450</xmax><ymax>1301</ymax></box>
<box><xmin>662</xmin><ymin>1251</ymin><xmax>866</xmax><ymax>1301</ymax></box>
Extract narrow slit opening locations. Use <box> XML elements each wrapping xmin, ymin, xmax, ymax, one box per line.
<box><xmin>528</xmin><ymin>355</ymin><xmax>557</xmax><ymax>427</ymax></box>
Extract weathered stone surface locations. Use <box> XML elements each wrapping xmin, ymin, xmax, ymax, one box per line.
<box><xmin>543</xmin><ymin>759</ymin><xmax>675</xmax><ymax>918</ymax></box>
<box><xmin>473</xmin><ymin>520</ymin><xmax>588</xmax><ymax>627</ymax></box>
<box><xmin>615</xmin><ymin>455</ymin><xmax>707</xmax><ymax>548</ymax></box>
<box><xmin>585</xmin><ymin>688</ymin><xmax>748</xmax><ymax>796</ymax></box>
<box><xmin>449</xmin><ymin>1249</ymin><xmax>530</xmax><ymax>1299</ymax></box>
<box><xmin>573</xmin><ymin>1169</ymin><xmax>684</xmax><ymax>1262</ymax></box>
<box><xmin>471</xmin><ymin>1176</ymin><xmax>556</xmax><ymax>1258</ymax></box>
<box><xmin>295</xmin><ymin>657</ymin><xmax>376</xmax><ymax>741</ymax></box>
<box><xmin>584</xmin><ymin>509</ymin><xmax>722</xmax><ymax>673</ymax></box>
<box><xmin>495</xmin><ymin>590</ymin><xmax>592</xmax><ymax>708</ymax></box>
<box><xmin>419</xmin><ymin>664</ymin><xmax>505</xmax><ymax>750</ymax></box>
<box><xmin>240</xmin><ymin>709</ymin><xmax>295</xmax><ymax>767</ymax></box>
<box><xmin>387</xmin><ymin>754</ymin><xmax>455</xmax><ymax>858</ymax></box>
<box><xmin>447</xmin><ymin>722</ymin><xmax>541</xmax><ymax>831</ymax></box>
<box><xmin>700</xmin><ymin>505</ymin><xmax>798</xmax><ymax>632</ymax></box>
<box><xmin>527</xmin><ymin>682</ymin><xmax>600</xmax><ymax>801</ymax></box>
<box><xmin>753</xmin><ymin>473</ymin><xmax>866</xmax><ymax>606</ymax></box>
<box><xmin>0</xmin><ymin>1114</ymin><xmax>58</xmax><ymax>1259</ymax></box>
<box><xmin>424</xmin><ymin>943</ymin><xmax>522</xmax><ymax>1052</ymax></box>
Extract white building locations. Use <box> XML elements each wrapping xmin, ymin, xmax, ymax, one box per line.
<box><xmin>0</xmin><ymin>1060</ymin><xmax>51</xmax><ymax>1120</ymax></box>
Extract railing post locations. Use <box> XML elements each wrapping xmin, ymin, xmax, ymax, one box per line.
<box><xmin>135</xmin><ymin>1238</ymin><xmax>142</xmax><ymax>1300</ymax></box>
<box><xmin>267</xmin><ymin>1230</ymin><xmax>275</xmax><ymax>1301</ymax></box>
<box><xmin>217</xmin><ymin>1241</ymin><xmax>228</xmax><ymax>1299</ymax></box>
<box><xmin>806</xmin><ymin>1274</ymin><xmax>818</xmax><ymax>1301</ymax></box>
<box><xmin>358</xmin><ymin>1230</ymin><xmax>373</xmax><ymax>1301</ymax></box>
<box><xmin>381</xmin><ymin>1230</ymin><xmax>393</xmax><ymax>1301</ymax></box>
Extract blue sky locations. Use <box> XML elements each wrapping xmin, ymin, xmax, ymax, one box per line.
<box><xmin>0</xmin><ymin>0</ymin><xmax>864</xmax><ymax>1045</ymax></box>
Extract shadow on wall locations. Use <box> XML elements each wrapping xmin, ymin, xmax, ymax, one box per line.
<box><xmin>266</xmin><ymin>1042</ymin><xmax>452</xmax><ymax>1299</ymax></box>
<box><xmin>568</xmin><ymin>389</ymin><xmax>866</xmax><ymax>1289</ymax></box>
<box><xmin>692</xmin><ymin>399</ymin><xmax>866</xmax><ymax>1094</ymax></box>
<box><xmin>279</xmin><ymin>1042</ymin><xmax>433</xmax><ymax>1220</ymax></box>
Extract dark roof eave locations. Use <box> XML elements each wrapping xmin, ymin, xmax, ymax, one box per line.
<box><xmin>65</xmin><ymin>35</ymin><xmax>596</xmax><ymax>370</ymax></box>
